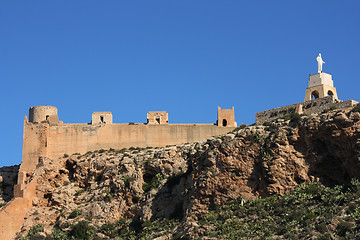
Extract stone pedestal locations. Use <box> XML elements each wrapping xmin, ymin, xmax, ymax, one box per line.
<box><xmin>304</xmin><ymin>72</ymin><xmax>338</xmax><ymax>101</ymax></box>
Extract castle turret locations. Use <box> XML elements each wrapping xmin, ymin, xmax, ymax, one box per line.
<box><xmin>92</xmin><ymin>112</ymin><xmax>113</xmax><ymax>124</ymax></box>
<box><xmin>147</xmin><ymin>111</ymin><xmax>168</xmax><ymax>124</ymax></box>
<box><xmin>29</xmin><ymin>106</ymin><xmax>58</xmax><ymax>123</ymax></box>
<box><xmin>217</xmin><ymin>106</ymin><xmax>237</xmax><ymax>127</ymax></box>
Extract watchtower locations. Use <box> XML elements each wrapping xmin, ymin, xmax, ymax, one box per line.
<box><xmin>147</xmin><ymin>111</ymin><xmax>168</xmax><ymax>124</ymax></box>
<box><xmin>29</xmin><ymin>106</ymin><xmax>58</xmax><ymax>123</ymax></box>
<box><xmin>217</xmin><ymin>107</ymin><xmax>237</xmax><ymax>127</ymax></box>
<box><xmin>92</xmin><ymin>112</ymin><xmax>113</xmax><ymax>124</ymax></box>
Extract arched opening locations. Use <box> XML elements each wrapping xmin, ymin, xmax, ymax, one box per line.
<box><xmin>222</xmin><ymin>119</ymin><xmax>228</xmax><ymax>127</ymax></box>
<box><xmin>311</xmin><ymin>90</ymin><xmax>319</xmax><ymax>99</ymax></box>
<box><xmin>327</xmin><ymin>90</ymin><xmax>334</xmax><ymax>96</ymax></box>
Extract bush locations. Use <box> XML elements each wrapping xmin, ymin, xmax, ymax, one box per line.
<box><xmin>68</xmin><ymin>209</ymin><xmax>82</xmax><ymax>219</ymax></box>
<box><xmin>316</xmin><ymin>223</ymin><xmax>328</xmax><ymax>233</ymax></box>
<box><xmin>49</xmin><ymin>227</ymin><xmax>68</xmax><ymax>240</ymax></box>
<box><xmin>99</xmin><ymin>223</ymin><xmax>116</xmax><ymax>237</ymax></box>
<box><xmin>28</xmin><ymin>224</ymin><xmax>44</xmax><ymax>237</ymax></box>
<box><xmin>336</xmin><ymin>221</ymin><xmax>354</xmax><ymax>236</ymax></box>
<box><xmin>121</xmin><ymin>175</ymin><xmax>136</xmax><ymax>187</ymax></box>
<box><xmin>143</xmin><ymin>173</ymin><xmax>164</xmax><ymax>192</ymax></box>
<box><xmin>69</xmin><ymin>221</ymin><xmax>94</xmax><ymax>240</ymax></box>
<box><xmin>29</xmin><ymin>234</ymin><xmax>45</xmax><ymax>240</ymax></box>
<box><xmin>63</xmin><ymin>154</ymin><xmax>69</xmax><ymax>158</ymax></box>
<box><xmin>75</xmin><ymin>189</ymin><xmax>85</xmax><ymax>196</ymax></box>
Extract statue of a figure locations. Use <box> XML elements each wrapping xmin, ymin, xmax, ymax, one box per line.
<box><xmin>316</xmin><ymin>53</ymin><xmax>325</xmax><ymax>73</ymax></box>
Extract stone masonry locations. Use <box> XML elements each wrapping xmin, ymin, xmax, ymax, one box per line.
<box><xmin>256</xmin><ymin>96</ymin><xmax>358</xmax><ymax>124</ymax></box>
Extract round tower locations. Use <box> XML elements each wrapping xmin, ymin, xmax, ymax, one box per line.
<box><xmin>29</xmin><ymin>106</ymin><xmax>58</xmax><ymax>123</ymax></box>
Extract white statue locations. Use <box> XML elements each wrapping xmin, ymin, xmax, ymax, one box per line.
<box><xmin>316</xmin><ymin>53</ymin><xmax>325</xmax><ymax>73</ymax></box>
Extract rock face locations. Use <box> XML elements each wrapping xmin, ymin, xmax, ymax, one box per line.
<box><xmin>16</xmin><ymin>108</ymin><xmax>360</xmax><ymax>237</ymax></box>
<box><xmin>0</xmin><ymin>165</ymin><xmax>19</xmax><ymax>204</ymax></box>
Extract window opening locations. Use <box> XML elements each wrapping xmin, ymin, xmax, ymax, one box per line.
<box><xmin>222</xmin><ymin>119</ymin><xmax>228</xmax><ymax>127</ymax></box>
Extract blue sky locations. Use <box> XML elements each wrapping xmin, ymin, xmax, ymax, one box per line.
<box><xmin>1</xmin><ymin>1</ymin><xmax>359</xmax><ymax>167</ymax></box>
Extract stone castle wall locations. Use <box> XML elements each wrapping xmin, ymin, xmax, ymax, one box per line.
<box><xmin>0</xmin><ymin>177</ymin><xmax>38</xmax><ymax>240</ymax></box>
<box><xmin>18</xmin><ymin>121</ymin><xmax>235</xmax><ymax>179</ymax></box>
<box><xmin>256</xmin><ymin>96</ymin><xmax>358</xmax><ymax>124</ymax></box>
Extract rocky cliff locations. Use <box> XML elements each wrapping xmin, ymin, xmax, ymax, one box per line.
<box><xmin>9</xmin><ymin>106</ymin><xmax>360</xmax><ymax>239</ymax></box>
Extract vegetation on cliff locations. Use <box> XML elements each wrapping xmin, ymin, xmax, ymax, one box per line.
<box><xmin>19</xmin><ymin>179</ymin><xmax>360</xmax><ymax>239</ymax></box>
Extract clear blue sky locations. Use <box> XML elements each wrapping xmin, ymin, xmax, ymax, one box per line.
<box><xmin>1</xmin><ymin>1</ymin><xmax>359</xmax><ymax>167</ymax></box>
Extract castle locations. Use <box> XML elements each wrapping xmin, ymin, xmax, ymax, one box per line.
<box><xmin>1</xmin><ymin>54</ymin><xmax>359</xmax><ymax>239</ymax></box>
<box><xmin>16</xmin><ymin>106</ymin><xmax>237</xmax><ymax>197</ymax></box>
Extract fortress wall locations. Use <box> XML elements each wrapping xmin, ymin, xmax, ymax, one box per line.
<box><xmin>0</xmin><ymin>177</ymin><xmax>38</xmax><ymax>240</ymax></box>
<box><xmin>20</xmin><ymin>122</ymin><xmax>235</xmax><ymax>176</ymax></box>
<box><xmin>255</xmin><ymin>96</ymin><xmax>358</xmax><ymax>124</ymax></box>
<box><xmin>18</xmin><ymin>118</ymin><xmax>48</xmax><ymax>181</ymax></box>
<box><xmin>44</xmin><ymin>123</ymin><xmax>234</xmax><ymax>160</ymax></box>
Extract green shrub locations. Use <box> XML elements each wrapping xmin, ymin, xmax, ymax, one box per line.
<box><xmin>27</xmin><ymin>224</ymin><xmax>44</xmax><ymax>237</ymax></box>
<box><xmin>316</xmin><ymin>222</ymin><xmax>328</xmax><ymax>233</ymax></box>
<box><xmin>336</xmin><ymin>221</ymin><xmax>354</xmax><ymax>236</ymax></box>
<box><xmin>69</xmin><ymin>221</ymin><xmax>94</xmax><ymax>240</ymax></box>
<box><xmin>75</xmin><ymin>189</ymin><xmax>85</xmax><ymax>196</ymax></box>
<box><xmin>143</xmin><ymin>173</ymin><xmax>164</xmax><ymax>192</ymax></box>
<box><xmin>49</xmin><ymin>227</ymin><xmax>68</xmax><ymax>240</ymax></box>
<box><xmin>99</xmin><ymin>223</ymin><xmax>116</xmax><ymax>237</ymax></box>
<box><xmin>121</xmin><ymin>175</ymin><xmax>136</xmax><ymax>187</ymax></box>
<box><xmin>29</xmin><ymin>234</ymin><xmax>45</xmax><ymax>240</ymax></box>
<box><xmin>68</xmin><ymin>209</ymin><xmax>82</xmax><ymax>219</ymax></box>
<box><xmin>63</xmin><ymin>154</ymin><xmax>69</xmax><ymax>158</ymax></box>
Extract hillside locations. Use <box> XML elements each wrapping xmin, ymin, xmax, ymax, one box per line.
<box><xmin>5</xmin><ymin>105</ymin><xmax>360</xmax><ymax>239</ymax></box>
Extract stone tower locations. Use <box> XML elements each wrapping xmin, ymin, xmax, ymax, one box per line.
<box><xmin>304</xmin><ymin>72</ymin><xmax>338</xmax><ymax>101</ymax></box>
<box><xmin>147</xmin><ymin>111</ymin><xmax>168</xmax><ymax>124</ymax></box>
<box><xmin>92</xmin><ymin>112</ymin><xmax>113</xmax><ymax>124</ymax></box>
<box><xmin>217</xmin><ymin>106</ymin><xmax>237</xmax><ymax>127</ymax></box>
<box><xmin>29</xmin><ymin>106</ymin><xmax>58</xmax><ymax>123</ymax></box>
